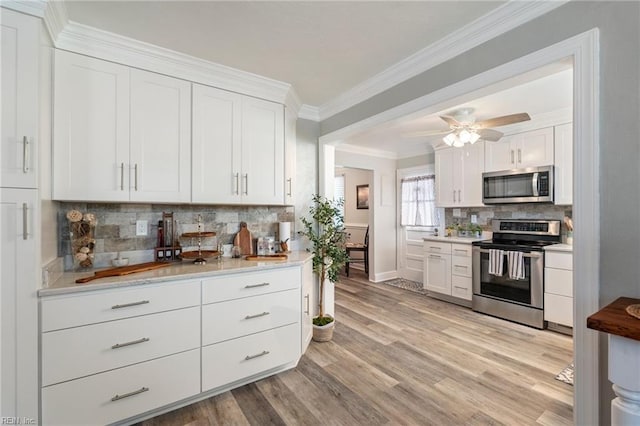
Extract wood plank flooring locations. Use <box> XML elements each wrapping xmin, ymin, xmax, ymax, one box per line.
<box><xmin>138</xmin><ymin>270</ymin><xmax>573</xmax><ymax>426</ymax></box>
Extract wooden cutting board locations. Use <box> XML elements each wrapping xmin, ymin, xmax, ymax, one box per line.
<box><xmin>245</xmin><ymin>254</ymin><xmax>288</xmax><ymax>261</ymax></box>
<box><xmin>234</xmin><ymin>222</ymin><xmax>253</xmax><ymax>256</ymax></box>
<box><xmin>75</xmin><ymin>261</ymin><xmax>171</xmax><ymax>284</ymax></box>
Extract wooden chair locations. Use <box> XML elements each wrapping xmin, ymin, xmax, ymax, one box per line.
<box><xmin>345</xmin><ymin>226</ymin><xmax>369</xmax><ymax>277</ymax></box>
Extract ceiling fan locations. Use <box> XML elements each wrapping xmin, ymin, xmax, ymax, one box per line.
<box><xmin>406</xmin><ymin>107</ymin><xmax>531</xmax><ymax>147</ymax></box>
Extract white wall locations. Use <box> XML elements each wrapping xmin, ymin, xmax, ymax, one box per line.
<box><xmin>335</xmin><ymin>166</ymin><xmax>371</xmax><ymax>225</ymax></box>
<box><xmin>335</xmin><ymin>150</ymin><xmax>396</xmax><ymax>282</ymax></box>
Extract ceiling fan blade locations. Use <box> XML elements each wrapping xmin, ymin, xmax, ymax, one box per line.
<box><xmin>439</xmin><ymin>115</ymin><xmax>461</xmax><ymax>127</ymax></box>
<box><xmin>475</xmin><ymin>113</ymin><xmax>531</xmax><ymax>128</ymax></box>
<box><xmin>403</xmin><ymin>129</ymin><xmax>451</xmax><ymax>138</ymax></box>
<box><xmin>477</xmin><ymin>128</ymin><xmax>504</xmax><ymax>141</ymax></box>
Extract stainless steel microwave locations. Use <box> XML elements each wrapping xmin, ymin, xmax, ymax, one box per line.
<box><xmin>482</xmin><ymin>165</ymin><xmax>554</xmax><ymax>204</ymax></box>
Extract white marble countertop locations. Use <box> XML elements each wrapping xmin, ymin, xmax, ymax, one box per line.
<box><xmin>423</xmin><ymin>234</ymin><xmax>490</xmax><ymax>244</ymax></box>
<box><xmin>40</xmin><ymin>251</ymin><xmax>313</xmax><ymax>297</ymax></box>
<box><xmin>544</xmin><ymin>243</ymin><xmax>573</xmax><ymax>252</ymax></box>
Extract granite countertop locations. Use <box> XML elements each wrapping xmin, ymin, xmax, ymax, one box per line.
<box><xmin>423</xmin><ymin>235</ymin><xmax>490</xmax><ymax>244</ymax></box>
<box><xmin>544</xmin><ymin>244</ymin><xmax>573</xmax><ymax>252</ymax></box>
<box><xmin>40</xmin><ymin>251</ymin><xmax>313</xmax><ymax>297</ymax></box>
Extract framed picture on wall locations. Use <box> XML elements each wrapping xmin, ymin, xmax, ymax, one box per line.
<box><xmin>356</xmin><ymin>184</ymin><xmax>369</xmax><ymax>209</ymax></box>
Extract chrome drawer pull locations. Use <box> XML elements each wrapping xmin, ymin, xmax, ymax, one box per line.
<box><xmin>429</xmin><ymin>255</ymin><xmax>441</xmax><ymax>259</ymax></box>
<box><xmin>454</xmin><ymin>265</ymin><xmax>468</xmax><ymax>269</ymax></box>
<box><xmin>111</xmin><ymin>337</ymin><xmax>150</xmax><ymax>349</ymax></box>
<box><xmin>304</xmin><ymin>294</ymin><xmax>310</xmax><ymax>314</ymax></box>
<box><xmin>454</xmin><ymin>249</ymin><xmax>467</xmax><ymax>253</ymax></box>
<box><xmin>245</xmin><ymin>311</ymin><xmax>270</xmax><ymax>320</ymax></box>
<box><xmin>429</xmin><ymin>246</ymin><xmax>441</xmax><ymax>250</ymax></box>
<box><xmin>111</xmin><ymin>300</ymin><xmax>150</xmax><ymax>309</ymax></box>
<box><xmin>245</xmin><ymin>350</ymin><xmax>270</xmax><ymax>361</ymax></box>
<box><xmin>453</xmin><ymin>286</ymin><xmax>467</xmax><ymax>290</ymax></box>
<box><xmin>245</xmin><ymin>282</ymin><xmax>269</xmax><ymax>289</ymax></box>
<box><xmin>111</xmin><ymin>386</ymin><xmax>149</xmax><ymax>402</ymax></box>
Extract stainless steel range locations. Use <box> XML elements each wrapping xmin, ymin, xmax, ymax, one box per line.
<box><xmin>472</xmin><ymin>219</ymin><xmax>561</xmax><ymax>329</ymax></box>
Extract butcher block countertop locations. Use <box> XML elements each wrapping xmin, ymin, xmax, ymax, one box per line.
<box><xmin>40</xmin><ymin>251</ymin><xmax>313</xmax><ymax>297</ymax></box>
<box><xmin>587</xmin><ymin>297</ymin><xmax>640</xmax><ymax>342</ymax></box>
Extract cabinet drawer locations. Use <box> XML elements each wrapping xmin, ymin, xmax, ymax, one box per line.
<box><xmin>203</xmin><ymin>289</ymin><xmax>299</xmax><ymax>345</ymax></box>
<box><xmin>451</xmin><ymin>275</ymin><xmax>472</xmax><ymax>300</ymax></box>
<box><xmin>41</xmin><ymin>280</ymin><xmax>201</xmax><ymax>332</ymax></box>
<box><xmin>42</xmin><ymin>349</ymin><xmax>200</xmax><ymax>426</ymax></box>
<box><xmin>544</xmin><ymin>294</ymin><xmax>573</xmax><ymax>327</ymax></box>
<box><xmin>202</xmin><ymin>323</ymin><xmax>300</xmax><ymax>392</ymax></box>
<box><xmin>451</xmin><ymin>255</ymin><xmax>472</xmax><ymax>278</ymax></box>
<box><xmin>545</xmin><ymin>251</ymin><xmax>572</xmax><ymax>270</ymax></box>
<box><xmin>451</xmin><ymin>244</ymin><xmax>472</xmax><ymax>257</ymax></box>
<box><xmin>545</xmin><ymin>268</ymin><xmax>573</xmax><ymax>297</ymax></box>
<box><xmin>202</xmin><ymin>268</ymin><xmax>299</xmax><ymax>304</ymax></box>
<box><xmin>423</xmin><ymin>241</ymin><xmax>452</xmax><ymax>255</ymax></box>
<box><xmin>42</xmin><ymin>306</ymin><xmax>200</xmax><ymax>386</ymax></box>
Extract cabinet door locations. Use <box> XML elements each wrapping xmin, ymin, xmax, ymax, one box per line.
<box><xmin>130</xmin><ymin>70</ymin><xmax>191</xmax><ymax>203</ymax></box>
<box><xmin>517</xmin><ymin>127</ymin><xmax>554</xmax><ymax>168</ymax></box>
<box><xmin>435</xmin><ymin>148</ymin><xmax>454</xmax><ymax>207</ymax></box>
<box><xmin>53</xmin><ymin>51</ymin><xmax>130</xmax><ymax>201</ymax></box>
<box><xmin>241</xmin><ymin>97</ymin><xmax>285</xmax><ymax>204</ymax></box>
<box><xmin>301</xmin><ymin>260</ymin><xmax>314</xmax><ymax>353</ymax></box>
<box><xmin>192</xmin><ymin>84</ymin><xmax>242</xmax><ymax>204</ymax></box>
<box><xmin>424</xmin><ymin>253</ymin><xmax>451</xmax><ymax>295</ymax></box>
<box><xmin>484</xmin><ymin>136</ymin><xmax>516</xmax><ymax>172</ymax></box>
<box><xmin>1</xmin><ymin>10</ymin><xmax>38</xmax><ymax>189</ymax></box>
<box><xmin>460</xmin><ymin>141</ymin><xmax>485</xmax><ymax>206</ymax></box>
<box><xmin>1</xmin><ymin>188</ymin><xmax>38</xmax><ymax>420</ymax></box>
<box><xmin>554</xmin><ymin>123</ymin><xmax>573</xmax><ymax>205</ymax></box>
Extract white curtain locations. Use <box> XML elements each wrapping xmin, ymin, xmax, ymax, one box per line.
<box><xmin>401</xmin><ymin>175</ymin><xmax>439</xmax><ymax>227</ymax></box>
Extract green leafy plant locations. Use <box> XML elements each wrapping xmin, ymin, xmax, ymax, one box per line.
<box><xmin>300</xmin><ymin>195</ymin><xmax>348</xmax><ymax>326</ymax></box>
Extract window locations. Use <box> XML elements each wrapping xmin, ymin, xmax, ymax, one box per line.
<box><xmin>400</xmin><ymin>174</ymin><xmax>439</xmax><ymax>227</ymax></box>
<box><xmin>334</xmin><ymin>174</ymin><xmax>345</xmax><ymax>218</ymax></box>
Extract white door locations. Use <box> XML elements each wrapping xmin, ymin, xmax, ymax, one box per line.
<box><xmin>241</xmin><ymin>97</ymin><xmax>284</xmax><ymax>204</ymax></box>
<box><xmin>460</xmin><ymin>141</ymin><xmax>485</xmax><ymax>206</ymax></box>
<box><xmin>518</xmin><ymin>127</ymin><xmax>554</xmax><ymax>168</ymax></box>
<box><xmin>435</xmin><ymin>149</ymin><xmax>454</xmax><ymax>207</ymax></box>
<box><xmin>554</xmin><ymin>123</ymin><xmax>573</xmax><ymax>205</ymax></box>
<box><xmin>53</xmin><ymin>50</ymin><xmax>130</xmax><ymax>201</ymax></box>
<box><xmin>424</xmin><ymin>253</ymin><xmax>451</xmax><ymax>294</ymax></box>
<box><xmin>191</xmin><ymin>84</ymin><xmax>242</xmax><ymax>204</ymax></box>
<box><xmin>1</xmin><ymin>10</ymin><xmax>38</xmax><ymax>189</ymax></box>
<box><xmin>130</xmin><ymin>69</ymin><xmax>191</xmax><ymax>203</ymax></box>
<box><xmin>485</xmin><ymin>136</ymin><xmax>516</xmax><ymax>172</ymax></box>
<box><xmin>1</xmin><ymin>188</ymin><xmax>38</xmax><ymax>421</ymax></box>
<box><xmin>301</xmin><ymin>260</ymin><xmax>314</xmax><ymax>353</ymax></box>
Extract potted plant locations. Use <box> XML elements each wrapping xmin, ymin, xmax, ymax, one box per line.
<box><xmin>300</xmin><ymin>195</ymin><xmax>348</xmax><ymax>342</ymax></box>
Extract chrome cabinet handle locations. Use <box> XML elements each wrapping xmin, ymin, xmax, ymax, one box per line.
<box><xmin>245</xmin><ymin>282</ymin><xmax>269</xmax><ymax>289</ymax></box>
<box><xmin>518</xmin><ymin>149</ymin><xmax>522</xmax><ymax>164</ymax></box>
<box><xmin>22</xmin><ymin>136</ymin><xmax>29</xmax><ymax>173</ymax></box>
<box><xmin>111</xmin><ymin>337</ymin><xmax>150</xmax><ymax>349</ymax></box>
<box><xmin>304</xmin><ymin>294</ymin><xmax>310</xmax><ymax>314</ymax></box>
<box><xmin>453</xmin><ymin>285</ymin><xmax>467</xmax><ymax>291</ymax></box>
<box><xmin>243</xmin><ymin>173</ymin><xmax>248</xmax><ymax>195</ymax></box>
<box><xmin>510</xmin><ymin>150</ymin><xmax>515</xmax><ymax>164</ymax></box>
<box><xmin>287</xmin><ymin>178</ymin><xmax>292</xmax><ymax>196</ymax></box>
<box><xmin>245</xmin><ymin>311</ymin><xmax>270</xmax><ymax>320</ymax></box>
<box><xmin>429</xmin><ymin>246</ymin><xmax>441</xmax><ymax>250</ymax></box>
<box><xmin>22</xmin><ymin>203</ymin><xmax>28</xmax><ymax>240</ymax></box>
<box><xmin>120</xmin><ymin>163</ymin><xmax>125</xmax><ymax>191</ymax></box>
<box><xmin>111</xmin><ymin>300</ymin><xmax>150</xmax><ymax>309</ymax></box>
<box><xmin>134</xmin><ymin>164</ymin><xmax>138</xmax><ymax>191</ymax></box>
<box><xmin>234</xmin><ymin>173</ymin><xmax>240</xmax><ymax>195</ymax></box>
<box><xmin>429</xmin><ymin>254</ymin><xmax>441</xmax><ymax>259</ymax></box>
<box><xmin>111</xmin><ymin>387</ymin><xmax>149</xmax><ymax>402</ymax></box>
<box><xmin>454</xmin><ymin>265</ymin><xmax>468</xmax><ymax>269</ymax></box>
<box><xmin>245</xmin><ymin>350</ymin><xmax>269</xmax><ymax>361</ymax></box>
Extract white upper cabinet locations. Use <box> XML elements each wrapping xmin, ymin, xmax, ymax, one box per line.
<box><xmin>435</xmin><ymin>141</ymin><xmax>484</xmax><ymax>207</ymax></box>
<box><xmin>192</xmin><ymin>84</ymin><xmax>284</xmax><ymax>205</ymax></box>
<box><xmin>53</xmin><ymin>51</ymin><xmax>191</xmax><ymax>203</ymax></box>
<box><xmin>554</xmin><ymin>123</ymin><xmax>573</xmax><ymax>205</ymax></box>
<box><xmin>1</xmin><ymin>9</ymin><xmax>39</xmax><ymax>189</ymax></box>
<box><xmin>485</xmin><ymin>127</ymin><xmax>554</xmax><ymax>172</ymax></box>
<box><xmin>53</xmin><ymin>50</ymin><xmax>131</xmax><ymax>202</ymax></box>
<box><xmin>130</xmin><ymin>69</ymin><xmax>191</xmax><ymax>203</ymax></box>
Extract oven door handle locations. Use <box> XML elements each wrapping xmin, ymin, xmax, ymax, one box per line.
<box><xmin>475</xmin><ymin>248</ymin><xmax>543</xmax><ymax>258</ymax></box>
<box><xmin>532</xmin><ymin>172</ymin><xmax>539</xmax><ymax>197</ymax></box>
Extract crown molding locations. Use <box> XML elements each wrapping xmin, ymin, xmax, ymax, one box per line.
<box><xmin>53</xmin><ymin>20</ymin><xmax>296</xmax><ymax>109</ymax></box>
<box><xmin>298</xmin><ymin>105</ymin><xmax>321</xmax><ymax>122</ymax></box>
<box><xmin>335</xmin><ymin>143</ymin><xmax>399</xmax><ymax>160</ymax></box>
<box><xmin>42</xmin><ymin>0</ymin><xmax>67</xmax><ymax>43</ymax></box>
<box><xmin>316</xmin><ymin>0</ymin><xmax>568</xmax><ymax>122</ymax></box>
<box><xmin>1</xmin><ymin>0</ymin><xmax>47</xmax><ymax>17</ymax></box>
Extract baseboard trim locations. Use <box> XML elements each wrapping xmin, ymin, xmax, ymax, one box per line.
<box><xmin>372</xmin><ymin>271</ymin><xmax>398</xmax><ymax>283</ymax></box>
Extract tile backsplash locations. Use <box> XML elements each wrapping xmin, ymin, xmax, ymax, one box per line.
<box><xmin>58</xmin><ymin>203</ymin><xmax>295</xmax><ymax>270</ymax></box>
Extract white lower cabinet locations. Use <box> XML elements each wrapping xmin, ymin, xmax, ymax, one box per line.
<box><xmin>42</xmin><ymin>349</ymin><xmax>200</xmax><ymax>426</ymax></box>
<box><xmin>544</xmin><ymin>248</ymin><xmax>573</xmax><ymax>327</ymax></box>
<box><xmin>424</xmin><ymin>240</ymin><xmax>473</xmax><ymax>302</ymax></box>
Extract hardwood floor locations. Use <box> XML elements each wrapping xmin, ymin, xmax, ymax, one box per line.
<box><xmin>139</xmin><ymin>270</ymin><xmax>573</xmax><ymax>425</ymax></box>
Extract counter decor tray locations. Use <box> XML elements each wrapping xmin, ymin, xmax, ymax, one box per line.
<box><xmin>75</xmin><ymin>261</ymin><xmax>171</xmax><ymax>284</ymax></box>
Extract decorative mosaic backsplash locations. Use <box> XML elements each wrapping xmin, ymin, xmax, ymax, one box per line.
<box><xmin>445</xmin><ymin>204</ymin><xmax>572</xmax><ymax>236</ymax></box>
<box><xmin>58</xmin><ymin>203</ymin><xmax>295</xmax><ymax>270</ymax></box>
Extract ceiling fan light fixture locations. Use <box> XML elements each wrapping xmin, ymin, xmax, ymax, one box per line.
<box><xmin>459</xmin><ymin>129</ymin><xmax>472</xmax><ymax>143</ymax></box>
<box><xmin>469</xmin><ymin>131</ymin><xmax>481</xmax><ymax>144</ymax></box>
<box><xmin>452</xmin><ymin>137</ymin><xmax>465</xmax><ymax>148</ymax></box>
<box><xmin>443</xmin><ymin>133</ymin><xmax>456</xmax><ymax>146</ymax></box>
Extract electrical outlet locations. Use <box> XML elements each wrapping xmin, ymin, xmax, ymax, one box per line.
<box><xmin>136</xmin><ymin>220</ymin><xmax>148</xmax><ymax>236</ymax></box>
<box><xmin>453</xmin><ymin>208</ymin><xmax>462</xmax><ymax>218</ymax></box>
<box><xmin>471</xmin><ymin>214</ymin><xmax>478</xmax><ymax>224</ymax></box>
